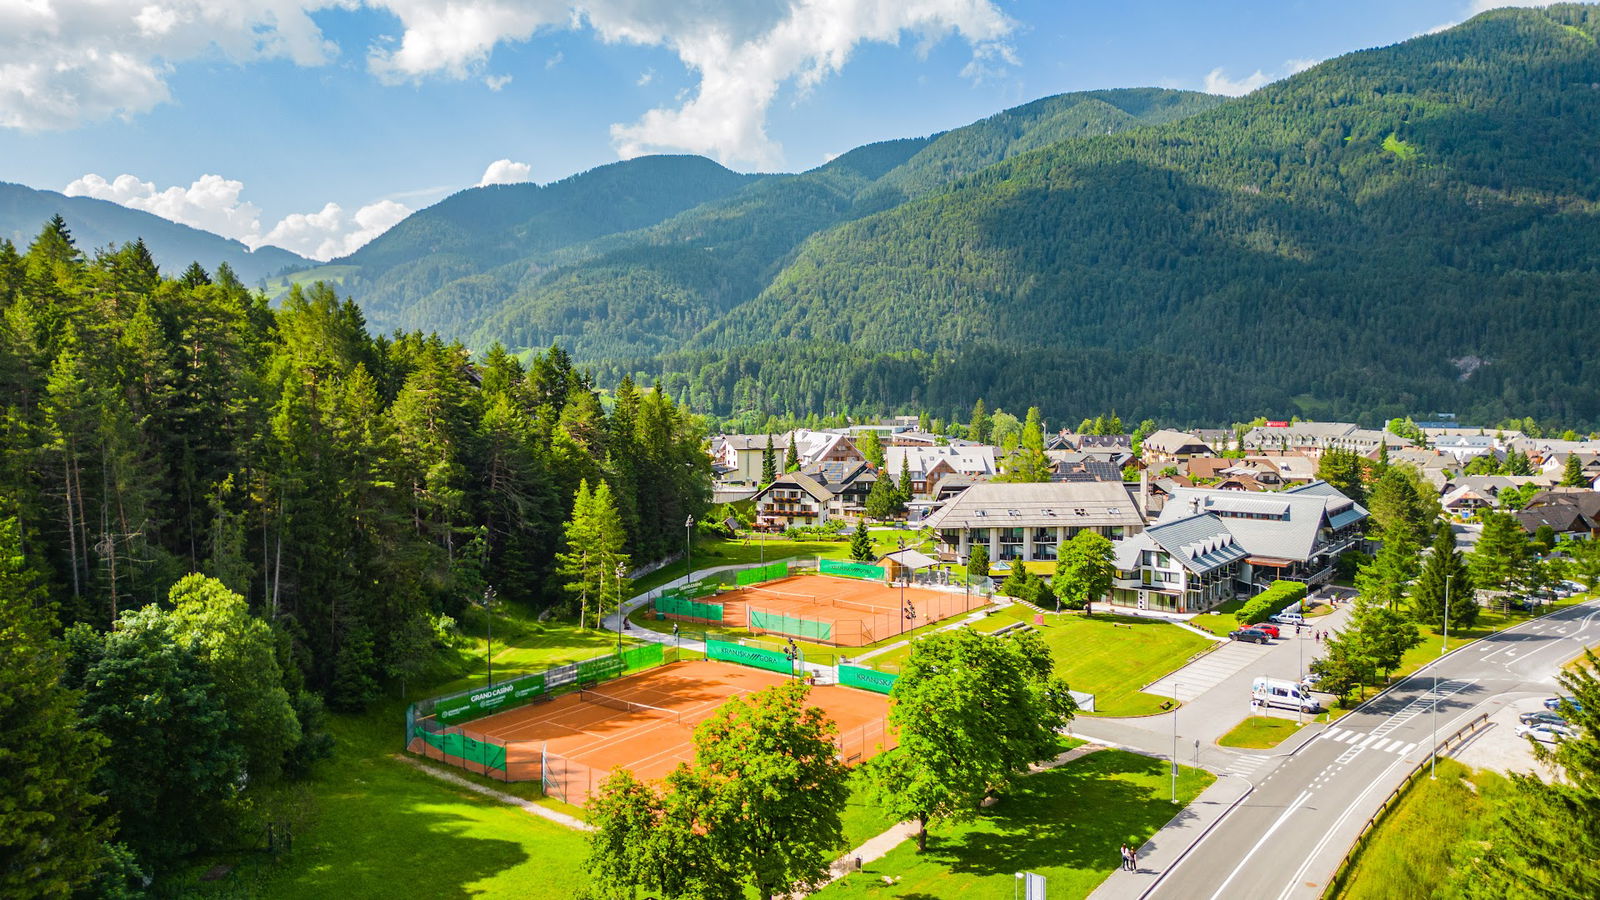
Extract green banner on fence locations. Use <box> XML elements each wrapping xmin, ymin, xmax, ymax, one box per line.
<box><xmin>655</xmin><ymin>594</ymin><xmax>725</xmax><ymax>622</ymax></box>
<box><xmin>820</xmin><ymin>558</ymin><xmax>885</xmax><ymax>581</ymax></box>
<box><xmin>415</xmin><ymin>727</ymin><xmax>508</xmax><ymax>771</ymax></box>
<box><xmin>707</xmin><ymin>640</ymin><xmax>794</xmax><ymax>675</ymax></box>
<box><xmin>838</xmin><ymin>665</ymin><xmax>898</xmax><ymax>695</ymax></box>
<box><xmin>736</xmin><ymin>561</ymin><xmax>790</xmax><ymax>586</ymax></box>
<box><xmin>749</xmin><ymin>608</ymin><xmax>833</xmax><ymax>642</ymax></box>
<box><xmin>435</xmin><ymin>673</ymin><xmax>548</xmax><ymax>725</ymax></box>
<box><xmin>622</xmin><ymin>643</ymin><xmax>665</xmax><ymax>671</ymax></box>
<box><xmin>577</xmin><ymin>653</ymin><xmax>625</xmax><ymax>683</ymax></box>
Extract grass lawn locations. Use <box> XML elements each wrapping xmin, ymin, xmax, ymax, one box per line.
<box><xmin>1217</xmin><ymin>716</ymin><xmax>1306</xmax><ymax>749</ymax></box>
<box><xmin>1188</xmin><ymin>597</ymin><xmax>1247</xmax><ymax>637</ymax></box>
<box><xmin>842</xmin><ymin>772</ymin><xmax>903</xmax><ymax>849</ymax></box>
<box><xmin>816</xmin><ymin>750</ymin><xmax>1214</xmax><ymax>900</ymax></box>
<box><xmin>1027</xmin><ymin>609</ymin><xmax>1214</xmax><ymax>716</ymax></box>
<box><xmin>1332</xmin><ymin>758</ymin><xmax>1508</xmax><ymax>900</ymax></box>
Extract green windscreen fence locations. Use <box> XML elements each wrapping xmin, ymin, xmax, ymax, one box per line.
<box><xmin>436</xmin><ymin>673</ymin><xmax>549</xmax><ymax>725</ymax></box>
<box><xmin>749</xmin><ymin>608</ymin><xmax>833</xmax><ymax>642</ymax></box>
<box><xmin>414</xmin><ymin>728</ymin><xmax>508</xmax><ymax>771</ymax></box>
<box><xmin>736</xmin><ymin>561</ymin><xmax>790</xmax><ymax>586</ymax></box>
<box><xmin>622</xmin><ymin>643</ymin><xmax>664</xmax><ymax>671</ymax></box>
<box><xmin>838</xmin><ymin>665</ymin><xmax>898</xmax><ymax>695</ymax></box>
<box><xmin>820</xmin><ymin>559</ymin><xmax>885</xmax><ymax>581</ymax></box>
<box><xmin>655</xmin><ymin>594</ymin><xmax>725</xmax><ymax>622</ymax></box>
<box><xmin>707</xmin><ymin>639</ymin><xmax>794</xmax><ymax>675</ymax></box>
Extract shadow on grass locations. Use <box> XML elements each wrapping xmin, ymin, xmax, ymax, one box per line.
<box><xmin>922</xmin><ymin>752</ymin><xmax>1185</xmax><ymax>878</ymax></box>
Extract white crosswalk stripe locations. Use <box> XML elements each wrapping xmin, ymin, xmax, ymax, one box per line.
<box><xmin>1223</xmin><ymin>754</ymin><xmax>1268</xmax><ymax>777</ymax></box>
<box><xmin>1320</xmin><ymin>728</ymin><xmax>1421</xmax><ymax>756</ymax></box>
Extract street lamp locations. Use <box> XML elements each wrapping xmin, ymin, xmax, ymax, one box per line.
<box><xmin>1432</xmin><ymin>573</ymin><xmax>1452</xmax><ymax>780</ymax></box>
<box><xmin>616</xmin><ymin>562</ymin><xmax>628</xmax><ymax>655</ymax></box>
<box><xmin>1171</xmin><ymin>681</ymin><xmax>1179</xmax><ymax>803</ymax></box>
<box><xmin>685</xmin><ymin>516</ymin><xmax>695</xmax><ymax>581</ymax></box>
<box><xmin>478</xmin><ymin>586</ymin><xmax>498</xmax><ymax>686</ymax></box>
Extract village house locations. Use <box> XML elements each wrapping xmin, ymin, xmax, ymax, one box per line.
<box><xmin>1241</xmin><ymin>422</ymin><xmax>1410</xmax><ymax>455</ymax></box>
<box><xmin>882</xmin><ymin>445</ymin><xmax>1000</xmax><ymax>497</ymax></box>
<box><xmin>1140</xmin><ymin>429</ymin><xmax>1215</xmax><ymax>464</ymax></box>
<box><xmin>709</xmin><ymin>429</ymin><xmax>864</xmax><ymax>486</ymax></box>
<box><xmin>749</xmin><ymin>461</ymin><xmax>878</xmax><ymax>530</ymax></box>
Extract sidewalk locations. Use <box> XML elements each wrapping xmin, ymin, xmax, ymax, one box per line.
<box><xmin>1087</xmin><ymin>774</ymin><xmax>1254</xmax><ymax>899</ymax></box>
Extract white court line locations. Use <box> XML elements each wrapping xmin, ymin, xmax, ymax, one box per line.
<box><xmin>1209</xmin><ymin>789</ymin><xmax>1313</xmax><ymax>900</ymax></box>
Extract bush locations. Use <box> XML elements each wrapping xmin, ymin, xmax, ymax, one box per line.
<box><xmin>782</xmin><ymin>520</ymin><xmax>847</xmax><ymax>540</ymax></box>
<box><xmin>1237</xmin><ymin>580</ymin><xmax>1308</xmax><ymax>625</ymax></box>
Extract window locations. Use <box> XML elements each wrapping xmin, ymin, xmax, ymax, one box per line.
<box><xmin>999</xmin><ymin>527</ymin><xmax>1024</xmax><ymax>560</ymax></box>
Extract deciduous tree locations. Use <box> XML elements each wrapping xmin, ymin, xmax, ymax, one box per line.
<box><xmin>1052</xmin><ymin>530</ymin><xmax>1115</xmax><ymax>614</ymax></box>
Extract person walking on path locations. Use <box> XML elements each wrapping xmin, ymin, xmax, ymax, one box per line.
<box><xmin>1120</xmin><ymin>843</ymin><xmax>1131</xmax><ymax>871</ymax></box>
<box><xmin>1128</xmin><ymin>845</ymin><xmax>1138</xmax><ymax>872</ymax></box>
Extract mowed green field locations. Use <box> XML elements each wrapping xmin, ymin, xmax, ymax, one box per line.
<box><xmin>1032</xmin><ymin>611</ymin><xmax>1213</xmax><ymax>716</ymax></box>
<box><xmin>817</xmin><ymin>750</ymin><xmax>1213</xmax><ymax>899</ymax></box>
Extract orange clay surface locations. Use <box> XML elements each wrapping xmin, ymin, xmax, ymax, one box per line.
<box><xmin>707</xmin><ymin>573</ymin><xmax>983</xmax><ymax>645</ymax></box>
<box><xmin>463</xmin><ymin>659</ymin><xmax>891</xmax><ymax>796</ymax></box>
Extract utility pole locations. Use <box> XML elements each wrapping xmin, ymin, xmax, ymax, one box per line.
<box><xmin>616</xmin><ymin>562</ymin><xmax>627</xmax><ymax>656</ymax></box>
<box><xmin>1171</xmin><ymin>681</ymin><xmax>1179</xmax><ymax>803</ymax></box>
<box><xmin>479</xmin><ymin>586</ymin><xmax>497</xmax><ymax>686</ymax></box>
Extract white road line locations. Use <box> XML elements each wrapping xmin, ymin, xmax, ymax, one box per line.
<box><xmin>1209</xmin><ymin>789</ymin><xmax>1313</xmax><ymax>900</ymax></box>
<box><xmin>1398</xmin><ymin>742</ymin><xmax>1416</xmax><ymax>756</ymax></box>
<box><xmin>1276</xmin><ymin>751</ymin><xmax>1414</xmax><ymax>900</ymax></box>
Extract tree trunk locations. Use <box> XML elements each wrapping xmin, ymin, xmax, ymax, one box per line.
<box><xmin>62</xmin><ymin>462</ymin><xmax>81</xmax><ymax>598</ymax></box>
<box><xmin>917</xmin><ymin>815</ymin><xmax>928</xmax><ymax>852</ymax></box>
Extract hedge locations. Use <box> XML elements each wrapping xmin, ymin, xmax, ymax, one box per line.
<box><xmin>1237</xmin><ymin>580</ymin><xmax>1308</xmax><ymax>625</ymax></box>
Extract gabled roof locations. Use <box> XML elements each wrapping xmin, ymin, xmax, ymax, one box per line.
<box><xmin>1144</xmin><ymin>513</ymin><xmax>1249</xmax><ymax>574</ymax></box>
<box><xmin>922</xmin><ymin>481</ymin><xmax>1143</xmax><ymax>531</ymax></box>
<box><xmin>1142</xmin><ymin>429</ymin><xmax>1213</xmax><ymax>454</ymax></box>
<box><xmin>753</xmin><ymin>470</ymin><xmax>833</xmax><ymax>504</ymax></box>
<box><xmin>1155</xmin><ymin>480</ymin><xmax>1366</xmax><ymax>563</ymax></box>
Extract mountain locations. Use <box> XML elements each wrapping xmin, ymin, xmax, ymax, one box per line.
<box><xmin>638</xmin><ymin>5</ymin><xmax>1600</xmax><ymax>426</ymax></box>
<box><xmin>0</xmin><ymin>182</ymin><xmax>309</xmax><ymax>283</ymax></box>
<box><xmin>330</xmin><ymin>154</ymin><xmax>761</xmax><ymax>333</ymax></box>
<box><xmin>330</xmin><ymin>88</ymin><xmax>1220</xmax><ymax>359</ymax></box>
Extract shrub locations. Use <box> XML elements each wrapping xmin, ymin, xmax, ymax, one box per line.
<box><xmin>1237</xmin><ymin>580</ymin><xmax>1308</xmax><ymax>625</ymax></box>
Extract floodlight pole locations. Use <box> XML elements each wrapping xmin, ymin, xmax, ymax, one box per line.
<box><xmin>481</xmin><ymin>586</ymin><xmax>497</xmax><ymax>687</ymax></box>
<box><xmin>685</xmin><ymin>515</ymin><xmax>695</xmax><ymax>582</ymax></box>
<box><xmin>616</xmin><ymin>562</ymin><xmax>627</xmax><ymax>656</ymax></box>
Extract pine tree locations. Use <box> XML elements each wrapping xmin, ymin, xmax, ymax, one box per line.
<box><xmin>857</xmin><ymin>429</ymin><xmax>885</xmax><ymax>469</ymax></box>
<box><xmin>0</xmin><ymin>517</ymin><xmax>110</xmax><ymax>898</ymax></box>
<box><xmin>1563</xmin><ymin>453</ymin><xmax>1588</xmax><ymax>487</ymax></box>
<box><xmin>1470</xmin><ymin>510</ymin><xmax>1531</xmax><ymax>592</ymax></box>
<box><xmin>849</xmin><ymin>524</ymin><xmax>875</xmax><ymax>562</ymax></box>
<box><xmin>1356</xmin><ymin>530</ymin><xmax>1419</xmax><ymax>607</ymax></box>
<box><xmin>968</xmin><ymin>399</ymin><xmax>990</xmax><ymax>444</ymax></box>
<box><xmin>761</xmin><ymin>434</ymin><xmax>777</xmax><ymax>485</ymax></box>
<box><xmin>556</xmin><ymin>480</ymin><xmax>600</xmax><ymax>626</ymax></box>
<box><xmin>786</xmin><ymin>432</ymin><xmax>800</xmax><ymax>472</ymax></box>
<box><xmin>968</xmin><ymin>544</ymin><xmax>989</xmax><ymax>580</ymax></box>
<box><xmin>1413</xmin><ymin>523</ymin><xmax>1475</xmax><ymax>630</ymax></box>
<box><xmin>897</xmin><ymin>456</ymin><xmax>914</xmax><ymax>500</ymax></box>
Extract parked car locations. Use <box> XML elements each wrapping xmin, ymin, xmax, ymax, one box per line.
<box><xmin>1515</xmin><ymin>722</ymin><xmax>1575</xmax><ymax>743</ymax></box>
<box><xmin>1270</xmin><ymin>611</ymin><xmax>1305</xmax><ymax>626</ymax></box>
<box><xmin>1301</xmin><ymin>672</ymin><xmax>1323</xmax><ymax>690</ymax></box>
<box><xmin>1519</xmin><ymin>710</ymin><xmax>1568</xmax><ymax>727</ymax></box>
<box><xmin>1230</xmin><ymin>627</ymin><xmax>1272</xmax><ymax>644</ymax></box>
<box><xmin>1252</xmin><ymin>676</ymin><xmax>1323</xmax><ymax>714</ymax></box>
<box><xmin>1253</xmin><ymin>623</ymin><xmax>1281</xmax><ymax>639</ymax></box>
<box><xmin>1545</xmin><ymin>696</ymin><xmax>1585</xmax><ymax>713</ymax></box>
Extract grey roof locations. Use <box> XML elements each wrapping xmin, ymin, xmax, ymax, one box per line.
<box><xmin>1142</xmin><ymin>429</ymin><xmax>1213</xmax><ymax>454</ymax></box>
<box><xmin>879</xmin><ymin>548</ymin><xmax>939</xmax><ymax>569</ymax></box>
<box><xmin>922</xmin><ymin>481</ymin><xmax>1143</xmax><ymax>531</ymax></box>
<box><xmin>1144</xmin><ymin>513</ymin><xmax>1249</xmax><ymax>574</ymax></box>
<box><xmin>1154</xmin><ymin>480</ymin><xmax>1367</xmax><ymax>563</ymax></box>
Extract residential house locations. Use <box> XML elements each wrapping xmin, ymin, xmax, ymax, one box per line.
<box><xmin>749</xmin><ymin>461</ymin><xmax>878</xmax><ymax>529</ymax></box>
<box><xmin>1241</xmin><ymin>422</ymin><xmax>1411</xmax><ymax>455</ymax></box>
<box><xmin>1516</xmin><ymin>489</ymin><xmax>1600</xmax><ymax>539</ymax></box>
<box><xmin>1433</xmin><ymin>434</ymin><xmax>1499</xmax><ymax>464</ymax></box>
<box><xmin>1046</xmin><ymin>451</ymin><xmax>1126</xmax><ymax>482</ymax></box>
<box><xmin>1440</xmin><ymin>475</ymin><xmax>1555</xmax><ymax>514</ymax></box>
<box><xmin>709</xmin><ymin>429</ymin><xmax>865</xmax><ymax>486</ymax></box>
<box><xmin>1111</xmin><ymin>513</ymin><xmax>1247</xmax><ymax>613</ymax></box>
<box><xmin>1140</xmin><ymin>429</ymin><xmax>1215</xmax><ymax>464</ymax></box>
<box><xmin>882</xmin><ymin>445</ymin><xmax>999</xmax><ymax>497</ymax></box>
<box><xmin>923</xmin><ymin>481</ymin><xmax>1145</xmax><ymax>564</ymax></box>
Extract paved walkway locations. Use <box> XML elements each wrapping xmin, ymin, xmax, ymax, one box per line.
<box><xmin>1087</xmin><ymin>774</ymin><xmax>1254</xmax><ymax>899</ymax></box>
<box><xmin>1144</xmin><ymin>640</ymin><xmax>1275</xmax><ymax>702</ymax></box>
<box><xmin>393</xmin><ymin>755</ymin><xmax>591</xmax><ymax>831</ymax></box>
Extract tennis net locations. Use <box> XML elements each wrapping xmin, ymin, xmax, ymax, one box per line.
<box><xmin>741</xmin><ymin>585</ymin><xmax>818</xmax><ymax>606</ymax></box>
<box><xmin>577</xmin><ymin>690</ymin><xmax>683</xmax><ymax>725</ymax></box>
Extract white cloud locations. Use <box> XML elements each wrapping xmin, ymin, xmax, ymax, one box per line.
<box><xmin>545</xmin><ymin>50</ymin><xmax>564</xmax><ymax>69</ymax></box>
<box><xmin>1424</xmin><ymin>1</ymin><xmax>1552</xmax><ymax>36</ymax></box>
<box><xmin>261</xmin><ymin>200</ymin><xmax>411</xmax><ymax>260</ymax></box>
<box><xmin>485</xmin><ymin>73</ymin><xmax>513</xmax><ymax>90</ymax></box>
<box><xmin>364</xmin><ymin>0</ymin><xmax>1016</xmax><ymax>168</ymax></box>
<box><xmin>636</xmin><ymin>68</ymin><xmax>655</xmax><ymax>87</ymax></box>
<box><xmin>0</xmin><ymin>1</ymin><xmax>339</xmax><ymax>131</ymax></box>
<box><xmin>11</xmin><ymin>1</ymin><xmax>1017</xmax><ymax>168</ymax></box>
<box><xmin>64</xmin><ymin>171</ymin><xmax>409</xmax><ymax>261</ymax></box>
<box><xmin>1203</xmin><ymin>67</ymin><xmax>1270</xmax><ymax>97</ymax></box>
<box><xmin>1285</xmin><ymin>57</ymin><xmax>1320</xmax><ymax>76</ymax></box>
<box><xmin>478</xmin><ymin>159</ymin><xmax>534</xmax><ymax>186</ymax></box>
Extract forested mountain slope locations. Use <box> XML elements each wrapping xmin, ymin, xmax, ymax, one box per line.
<box><xmin>0</xmin><ymin>182</ymin><xmax>309</xmax><ymax>282</ymax></box>
<box><xmin>336</xmin><ymin>154</ymin><xmax>758</xmax><ymax>332</ymax></box>
<box><xmin>667</xmin><ymin>5</ymin><xmax>1600</xmax><ymax>425</ymax></box>
<box><xmin>352</xmin><ymin>88</ymin><xmax>1216</xmax><ymax>359</ymax></box>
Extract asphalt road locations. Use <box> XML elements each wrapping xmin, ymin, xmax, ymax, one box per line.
<box><xmin>1148</xmin><ymin>597</ymin><xmax>1600</xmax><ymax>900</ymax></box>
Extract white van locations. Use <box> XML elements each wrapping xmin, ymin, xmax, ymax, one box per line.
<box><xmin>1252</xmin><ymin>676</ymin><xmax>1322</xmax><ymax>713</ymax></box>
<box><xmin>1269</xmin><ymin>611</ymin><xmax>1305</xmax><ymax>626</ymax></box>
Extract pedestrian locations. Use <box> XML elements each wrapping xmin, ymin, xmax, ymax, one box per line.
<box><xmin>1120</xmin><ymin>843</ymin><xmax>1131</xmax><ymax>871</ymax></box>
<box><xmin>1129</xmin><ymin>845</ymin><xmax>1138</xmax><ymax>872</ymax></box>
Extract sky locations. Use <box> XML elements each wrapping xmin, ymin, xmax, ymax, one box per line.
<box><xmin>0</xmin><ymin>0</ymin><xmax>1542</xmax><ymax>261</ymax></box>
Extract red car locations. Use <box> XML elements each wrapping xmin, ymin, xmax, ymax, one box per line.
<box><xmin>1253</xmin><ymin>623</ymin><xmax>1281</xmax><ymax>639</ymax></box>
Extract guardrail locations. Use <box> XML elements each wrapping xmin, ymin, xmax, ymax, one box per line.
<box><xmin>1321</xmin><ymin>711</ymin><xmax>1492</xmax><ymax>897</ymax></box>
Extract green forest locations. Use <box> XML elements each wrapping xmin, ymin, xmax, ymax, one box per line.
<box><xmin>298</xmin><ymin>5</ymin><xmax>1600</xmax><ymax>428</ymax></box>
<box><xmin>0</xmin><ymin>217</ymin><xmax>710</xmax><ymax>893</ymax></box>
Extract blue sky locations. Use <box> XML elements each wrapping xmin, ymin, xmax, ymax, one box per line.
<box><xmin>0</xmin><ymin>0</ymin><xmax>1523</xmax><ymax>259</ymax></box>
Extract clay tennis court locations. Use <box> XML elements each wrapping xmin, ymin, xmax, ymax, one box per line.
<box><xmin>707</xmin><ymin>573</ymin><xmax>988</xmax><ymax>646</ymax></box>
<box><xmin>456</xmin><ymin>659</ymin><xmax>891</xmax><ymax>805</ymax></box>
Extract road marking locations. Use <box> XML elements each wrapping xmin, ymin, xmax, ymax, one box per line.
<box><xmin>1209</xmin><ymin>789</ymin><xmax>1313</xmax><ymax>900</ymax></box>
<box><xmin>1224</xmin><ymin>755</ymin><xmax>1268</xmax><ymax>777</ymax></box>
<box><xmin>1397</xmin><ymin>742</ymin><xmax>1416</xmax><ymax>756</ymax></box>
<box><xmin>1276</xmin><ymin>752</ymin><xmax>1414</xmax><ymax>900</ymax></box>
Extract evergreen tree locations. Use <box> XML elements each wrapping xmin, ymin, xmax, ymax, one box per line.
<box><xmin>1413</xmin><ymin>523</ymin><xmax>1475</xmax><ymax>630</ymax></box>
<box><xmin>1563</xmin><ymin>453</ymin><xmax>1588</xmax><ymax>487</ymax></box>
<box><xmin>1470</xmin><ymin>511</ymin><xmax>1531</xmax><ymax>592</ymax></box>
<box><xmin>849</xmin><ymin>524</ymin><xmax>876</xmax><ymax>562</ymax></box>
<box><xmin>1316</xmin><ymin>447</ymin><xmax>1367</xmax><ymax>504</ymax></box>
<box><xmin>968</xmin><ymin>399</ymin><xmax>990</xmax><ymax>445</ymax></box>
<box><xmin>0</xmin><ymin>518</ymin><xmax>110</xmax><ymax>898</ymax></box>
<box><xmin>761</xmin><ymin>434</ymin><xmax>777</xmax><ymax>485</ymax></box>
<box><xmin>864</xmin><ymin>475</ymin><xmax>900</xmax><ymax>520</ymax></box>
<box><xmin>1367</xmin><ymin>467</ymin><xmax>1429</xmax><ymax>543</ymax></box>
<box><xmin>556</xmin><ymin>480</ymin><xmax>600</xmax><ymax>626</ymax></box>
<box><xmin>856</xmin><ymin>429</ymin><xmax>885</xmax><ymax>469</ymax></box>
<box><xmin>896</xmin><ymin>456</ymin><xmax>914</xmax><ymax>500</ymax></box>
<box><xmin>998</xmin><ymin>406</ymin><xmax>1051</xmax><ymax>482</ymax></box>
<box><xmin>968</xmin><ymin>544</ymin><xmax>989</xmax><ymax>580</ymax></box>
<box><xmin>786</xmin><ymin>432</ymin><xmax>800</xmax><ymax>472</ymax></box>
<box><xmin>1355</xmin><ymin>530</ymin><xmax>1419</xmax><ymax>607</ymax></box>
